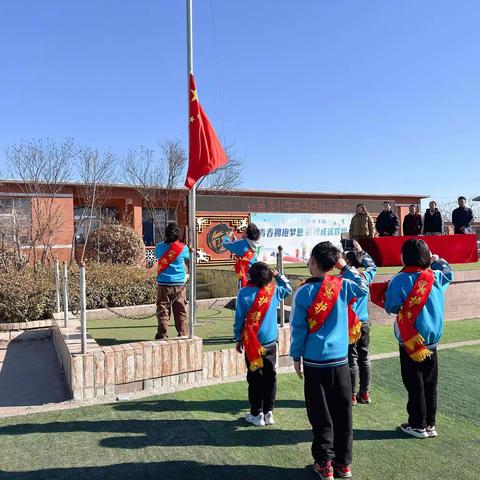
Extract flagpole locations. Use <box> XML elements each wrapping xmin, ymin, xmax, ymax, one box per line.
<box><xmin>187</xmin><ymin>0</ymin><xmax>196</xmax><ymax>338</ymax></box>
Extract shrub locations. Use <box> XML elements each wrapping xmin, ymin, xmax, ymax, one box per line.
<box><xmin>0</xmin><ymin>245</ymin><xmax>28</xmax><ymax>273</ymax></box>
<box><xmin>84</xmin><ymin>222</ymin><xmax>146</xmax><ymax>265</ymax></box>
<box><xmin>0</xmin><ymin>263</ymin><xmax>157</xmax><ymax>323</ymax></box>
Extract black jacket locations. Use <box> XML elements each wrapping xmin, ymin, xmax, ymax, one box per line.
<box><xmin>403</xmin><ymin>213</ymin><xmax>423</xmax><ymax>236</ymax></box>
<box><xmin>423</xmin><ymin>209</ymin><xmax>443</xmax><ymax>234</ymax></box>
<box><xmin>375</xmin><ymin>210</ymin><xmax>400</xmax><ymax>236</ymax></box>
<box><xmin>452</xmin><ymin>207</ymin><xmax>474</xmax><ymax>233</ymax></box>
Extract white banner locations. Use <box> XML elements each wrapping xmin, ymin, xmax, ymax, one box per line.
<box><xmin>250</xmin><ymin>212</ymin><xmax>353</xmax><ymax>264</ymax></box>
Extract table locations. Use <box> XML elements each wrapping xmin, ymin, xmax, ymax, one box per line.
<box><xmin>357</xmin><ymin>234</ymin><xmax>478</xmax><ymax>267</ymax></box>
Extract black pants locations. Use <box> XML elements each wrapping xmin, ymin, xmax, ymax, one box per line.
<box><xmin>304</xmin><ymin>363</ymin><xmax>352</xmax><ymax>465</ymax></box>
<box><xmin>245</xmin><ymin>343</ymin><xmax>277</xmax><ymax>416</ymax></box>
<box><xmin>399</xmin><ymin>346</ymin><xmax>438</xmax><ymax>429</ymax></box>
<box><xmin>348</xmin><ymin>322</ymin><xmax>371</xmax><ymax>394</ymax></box>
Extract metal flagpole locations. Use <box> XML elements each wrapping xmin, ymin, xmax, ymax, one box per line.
<box><xmin>187</xmin><ymin>0</ymin><xmax>196</xmax><ymax>339</ymax></box>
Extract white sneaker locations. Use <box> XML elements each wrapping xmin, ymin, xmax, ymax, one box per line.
<box><xmin>400</xmin><ymin>423</ymin><xmax>428</xmax><ymax>439</ymax></box>
<box><xmin>264</xmin><ymin>411</ymin><xmax>275</xmax><ymax>425</ymax></box>
<box><xmin>245</xmin><ymin>412</ymin><xmax>265</xmax><ymax>426</ymax></box>
<box><xmin>426</xmin><ymin>425</ymin><xmax>438</xmax><ymax>437</ymax></box>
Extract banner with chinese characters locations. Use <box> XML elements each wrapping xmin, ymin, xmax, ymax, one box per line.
<box><xmin>251</xmin><ymin>212</ymin><xmax>353</xmax><ymax>264</ymax></box>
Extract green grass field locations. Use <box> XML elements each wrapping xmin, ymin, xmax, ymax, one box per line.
<box><xmin>0</xmin><ymin>344</ymin><xmax>478</xmax><ymax>479</ymax></box>
<box><xmin>89</xmin><ymin>311</ymin><xmax>480</xmax><ymax>354</ymax></box>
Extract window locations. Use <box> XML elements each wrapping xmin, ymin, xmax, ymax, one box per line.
<box><xmin>0</xmin><ymin>197</ymin><xmax>31</xmax><ymax>245</ymax></box>
<box><xmin>74</xmin><ymin>206</ymin><xmax>119</xmax><ymax>244</ymax></box>
<box><xmin>142</xmin><ymin>208</ymin><xmax>178</xmax><ymax>246</ymax></box>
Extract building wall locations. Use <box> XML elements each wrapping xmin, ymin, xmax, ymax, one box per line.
<box><xmin>1</xmin><ymin>181</ymin><xmax>427</xmax><ymax>265</ymax></box>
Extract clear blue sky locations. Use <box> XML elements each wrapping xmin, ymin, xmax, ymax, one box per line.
<box><xmin>1</xmin><ymin>0</ymin><xmax>479</xmax><ymax>200</ymax></box>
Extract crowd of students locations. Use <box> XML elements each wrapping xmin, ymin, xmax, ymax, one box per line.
<box><xmin>349</xmin><ymin>196</ymin><xmax>475</xmax><ymax>238</ymax></box>
<box><xmin>153</xmin><ymin>222</ymin><xmax>454</xmax><ymax>480</ymax></box>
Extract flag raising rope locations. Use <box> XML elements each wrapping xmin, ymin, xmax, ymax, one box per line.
<box><xmin>185</xmin><ymin>73</ymin><xmax>228</xmax><ymax>189</ymax></box>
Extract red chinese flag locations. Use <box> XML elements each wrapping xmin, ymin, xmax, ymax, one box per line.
<box><xmin>185</xmin><ymin>73</ymin><xmax>228</xmax><ymax>189</ymax></box>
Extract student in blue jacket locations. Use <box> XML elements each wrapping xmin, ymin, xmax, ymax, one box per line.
<box><xmin>154</xmin><ymin>223</ymin><xmax>190</xmax><ymax>340</ymax></box>
<box><xmin>234</xmin><ymin>262</ymin><xmax>292</xmax><ymax>427</ymax></box>
<box><xmin>344</xmin><ymin>240</ymin><xmax>377</xmax><ymax>405</ymax></box>
<box><xmin>223</xmin><ymin>223</ymin><xmax>261</xmax><ymax>287</ymax></box>
<box><xmin>384</xmin><ymin>239</ymin><xmax>453</xmax><ymax>439</ymax></box>
<box><xmin>290</xmin><ymin>241</ymin><xmax>368</xmax><ymax>480</ymax></box>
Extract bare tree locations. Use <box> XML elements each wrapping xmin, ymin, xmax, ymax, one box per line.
<box><xmin>73</xmin><ymin>147</ymin><xmax>117</xmax><ymax>262</ymax></box>
<box><xmin>0</xmin><ymin>198</ymin><xmax>30</xmax><ymax>271</ymax></box>
<box><xmin>123</xmin><ymin>140</ymin><xmax>187</xmax><ymax>239</ymax></box>
<box><xmin>196</xmin><ymin>145</ymin><xmax>243</xmax><ymax>192</ymax></box>
<box><xmin>6</xmin><ymin>138</ymin><xmax>75</xmax><ymax>267</ymax></box>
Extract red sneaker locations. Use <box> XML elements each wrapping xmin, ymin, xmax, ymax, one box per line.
<box><xmin>351</xmin><ymin>394</ymin><xmax>357</xmax><ymax>406</ymax></box>
<box><xmin>333</xmin><ymin>463</ymin><xmax>352</xmax><ymax>478</ymax></box>
<box><xmin>356</xmin><ymin>391</ymin><xmax>371</xmax><ymax>404</ymax></box>
<box><xmin>313</xmin><ymin>460</ymin><xmax>334</xmax><ymax>479</ymax></box>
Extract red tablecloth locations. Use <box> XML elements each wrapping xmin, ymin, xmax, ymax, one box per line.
<box><xmin>357</xmin><ymin>234</ymin><xmax>478</xmax><ymax>267</ymax></box>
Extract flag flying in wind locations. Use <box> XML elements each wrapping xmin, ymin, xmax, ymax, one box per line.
<box><xmin>185</xmin><ymin>73</ymin><xmax>228</xmax><ymax>189</ymax></box>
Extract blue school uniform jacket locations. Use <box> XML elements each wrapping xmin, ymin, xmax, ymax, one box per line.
<box><xmin>290</xmin><ymin>267</ymin><xmax>369</xmax><ymax>368</ymax></box>
<box><xmin>155</xmin><ymin>242</ymin><xmax>190</xmax><ymax>286</ymax></box>
<box><xmin>384</xmin><ymin>259</ymin><xmax>454</xmax><ymax>348</ymax></box>
<box><xmin>349</xmin><ymin>252</ymin><xmax>377</xmax><ymax>323</ymax></box>
<box><xmin>234</xmin><ymin>274</ymin><xmax>292</xmax><ymax>346</ymax></box>
<box><xmin>223</xmin><ymin>237</ymin><xmax>259</xmax><ymax>269</ymax></box>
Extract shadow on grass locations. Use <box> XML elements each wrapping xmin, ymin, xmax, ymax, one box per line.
<box><xmin>0</xmin><ymin>461</ymin><xmax>315</xmax><ymax>480</ymax></box>
<box><xmin>111</xmin><ymin>398</ymin><xmax>305</xmax><ymax>414</ymax></box>
<box><xmin>0</xmin><ymin>418</ymin><xmax>311</xmax><ymax>449</ymax></box>
<box><xmin>353</xmin><ymin>428</ymin><xmax>406</xmax><ymax>441</ymax></box>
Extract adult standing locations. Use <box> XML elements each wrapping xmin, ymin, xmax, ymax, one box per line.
<box><xmin>375</xmin><ymin>201</ymin><xmax>400</xmax><ymax>236</ymax></box>
<box><xmin>349</xmin><ymin>203</ymin><xmax>375</xmax><ymax>239</ymax></box>
<box><xmin>154</xmin><ymin>223</ymin><xmax>190</xmax><ymax>340</ymax></box>
<box><xmin>403</xmin><ymin>205</ymin><xmax>423</xmax><ymax>236</ymax></box>
<box><xmin>452</xmin><ymin>196</ymin><xmax>474</xmax><ymax>234</ymax></box>
<box><xmin>423</xmin><ymin>201</ymin><xmax>443</xmax><ymax>235</ymax></box>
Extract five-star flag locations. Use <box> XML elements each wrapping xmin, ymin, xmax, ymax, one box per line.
<box><xmin>185</xmin><ymin>73</ymin><xmax>228</xmax><ymax>189</ymax></box>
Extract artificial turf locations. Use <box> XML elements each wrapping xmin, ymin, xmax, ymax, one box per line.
<box><xmin>0</xmin><ymin>345</ymin><xmax>478</xmax><ymax>479</ymax></box>
<box><xmin>88</xmin><ymin>310</ymin><xmax>480</xmax><ymax>355</ymax></box>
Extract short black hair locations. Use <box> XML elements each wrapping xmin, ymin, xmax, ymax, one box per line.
<box><xmin>383</xmin><ymin>201</ymin><xmax>391</xmax><ymax>206</ymax></box>
<box><xmin>310</xmin><ymin>241</ymin><xmax>341</xmax><ymax>272</ymax></box>
<box><xmin>345</xmin><ymin>250</ymin><xmax>363</xmax><ymax>269</ymax></box>
<box><xmin>248</xmin><ymin>262</ymin><xmax>273</xmax><ymax>288</ymax></box>
<box><xmin>409</xmin><ymin>204</ymin><xmax>417</xmax><ymax>208</ymax></box>
<box><xmin>246</xmin><ymin>223</ymin><xmax>260</xmax><ymax>241</ymax></box>
<box><xmin>165</xmin><ymin>223</ymin><xmax>180</xmax><ymax>243</ymax></box>
<box><xmin>458</xmin><ymin>196</ymin><xmax>466</xmax><ymax>201</ymax></box>
<box><xmin>401</xmin><ymin>239</ymin><xmax>430</xmax><ymax>269</ymax></box>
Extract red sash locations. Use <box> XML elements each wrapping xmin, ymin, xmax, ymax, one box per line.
<box><xmin>307</xmin><ymin>275</ymin><xmax>343</xmax><ymax>334</ymax></box>
<box><xmin>347</xmin><ymin>298</ymin><xmax>363</xmax><ymax>344</ymax></box>
<box><xmin>397</xmin><ymin>268</ymin><xmax>435</xmax><ymax>362</ymax></box>
<box><xmin>242</xmin><ymin>282</ymin><xmax>275</xmax><ymax>371</ymax></box>
<box><xmin>235</xmin><ymin>248</ymin><xmax>256</xmax><ymax>287</ymax></box>
<box><xmin>157</xmin><ymin>241</ymin><xmax>185</xmax><ymax>275</ymax></box>
<box><xmin>346</xmin><ymin>272</ymin><xmax>364</xmax><ymax>344</ymax></box>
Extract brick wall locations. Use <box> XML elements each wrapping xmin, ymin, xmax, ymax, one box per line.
<box><xmin>51</xmin><ymin>319</ymin><xmax>292</xmax><ymax>400</ymax></box>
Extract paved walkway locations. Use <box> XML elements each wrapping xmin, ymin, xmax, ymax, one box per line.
<box><xmin>0</xmin><ymin>335</ymin><xmax>478</xmax><ymax>418</ymax></box>
<box><xmin>0</xmin><ymin>330</ymin><xmax>70</xmax><ymax>417</ymax></box>
<box><xmin>370</xmin><ymin>339</ymin><xmax>480</xmax><ymax>361</ymax></box>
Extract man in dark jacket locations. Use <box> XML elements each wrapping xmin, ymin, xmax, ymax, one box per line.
<box><xmin>423</xmin><ymin>201</ymin><xmax>443</xmax><ymax>235</ymax></box>
<box><xmin>376</xmin><ymin>202</ymin><xmax>400</xmax><ymax>236</ymax></box>
<box><xmin>403</xmin><ymin>205</ymin><xmax>423</xmax><ymax>236</ymax></box>
<box><xmin>452</xmin><ymin>196</ymin><xmax>474</xmax><ymax>234</ymax></box>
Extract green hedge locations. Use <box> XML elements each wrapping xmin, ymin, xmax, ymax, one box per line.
<box><xmin>0</xmin><ymin>263</ymin><xmax>157</xmax><ymax>323</ymax></box>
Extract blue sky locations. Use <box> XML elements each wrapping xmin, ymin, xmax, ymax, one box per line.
<box><xmin>1</xmin><ymin>0</ymin><xmax>479</xmax><ymax>201</ymax></box>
